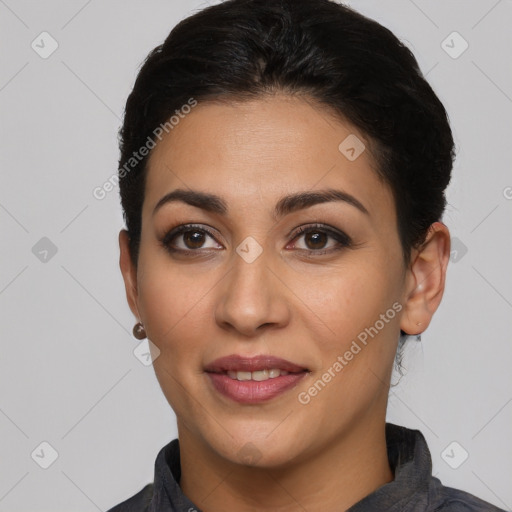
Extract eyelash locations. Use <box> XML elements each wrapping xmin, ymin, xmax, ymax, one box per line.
<box><xmin>160</xmin><ymin>223</ymin><xmax>353</xmax><ymax>257</ymax></box>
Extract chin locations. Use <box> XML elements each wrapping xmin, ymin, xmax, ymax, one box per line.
<box><xmin>201</xmin><ymin>422</ymin><xmax>308</xmax><ymax>469</ymax></box>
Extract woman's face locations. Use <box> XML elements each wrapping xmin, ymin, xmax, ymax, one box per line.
<box><xmin>121</xmin><ymin>94</ymin><xmax>417</xmax><ymax>467</ymax></box>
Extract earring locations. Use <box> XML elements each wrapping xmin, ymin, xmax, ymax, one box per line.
<box><xmin>133</xmin><ymin>321</ymin><xmax>147</xmax><ymax>340</ymax></box>
<box><xmin>416</xmin><ymin>322</ymin><xmax>422</xmax><ymax>341</ymax></box>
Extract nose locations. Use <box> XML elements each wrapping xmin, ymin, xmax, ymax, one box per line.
<box><xmin>214</xmin><ymin>248</ymin><xmax>291</xmax><ymax>337</ymax></box>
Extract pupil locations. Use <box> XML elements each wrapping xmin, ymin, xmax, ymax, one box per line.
<box><xmin>306</xmin><ymin>232</ymin><xmax>326</xmax><ymax>250</ymax></box>
<box><xmin>185</xmin><ymin>230</ymin><xmax>205</xmax><ymax>249</ymax></box>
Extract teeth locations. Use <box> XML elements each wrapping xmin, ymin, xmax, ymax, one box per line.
<box><xmin>226</xmin><ymin>369</ymin><xmax>290</xmax><ymax>381</ymax></box>
<box><xmin>252</xmin><ymin>369</ymin><xmax>269</xmax><ymax>381</ymax></box>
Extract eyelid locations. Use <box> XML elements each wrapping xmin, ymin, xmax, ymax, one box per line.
<box><xmin>286</xmin><ymin>224</ymin><xmax>353</xmax><ymax>255</ymax></box>
<box><xmin>160</xmin><ymin>223</ymin><xmax>222</xmax><ymax>250</ymax></box>
<box><xmin>288</xmin><ymin>223</ymin><xmax>352</xmax><ymax>245</ymax></box>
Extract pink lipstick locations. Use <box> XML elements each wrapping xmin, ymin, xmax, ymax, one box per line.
<box><xmin>204</xmin><ymin>355</ymin><xmax>308</xmax><ymax>404</ymax></box>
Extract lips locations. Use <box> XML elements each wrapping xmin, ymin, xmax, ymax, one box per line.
<box><xmin>204</xmin><ymin>355</ymin><xmax>308</xmax><ymax>404</ymax></box>
<box><xmin>204</xmin><ymin>355</ymin><xmax>308</xmax><ymax>373</ymax></box>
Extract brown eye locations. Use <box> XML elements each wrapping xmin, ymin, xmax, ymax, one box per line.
<box><xmin>183</xmin><ymin>230</ymin><xmax>207</xmax><ymax>249</ymax></box>
<box><xmin>303</xmin><ymin>231</ymin><xmax>328</xmax><ymax>250</ymax></box>
<box><xmin>161</xmin><ymin>224</ymin><xmax>223</xmax><ymax>253</ymax></box>
<box><xmin>289</xmin><ymin>224</ymin><xmax>352</xmax><ymax>255</ymax></box>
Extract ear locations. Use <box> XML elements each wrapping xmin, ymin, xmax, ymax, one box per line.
<box><xmin>400</xmin><ymin>221</ymin><xmax>451</xmax><ymax>335</ymax></box>
<box><xmin>119</xmin><ymin>229</ymin><xmax>140</xmax><ymax>320</ymax></box>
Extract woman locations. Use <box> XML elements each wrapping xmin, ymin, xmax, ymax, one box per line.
<box><xmin>109</xmin><ymin>0</ymin><xmax>505</xmax><ymax>510</ymax></box>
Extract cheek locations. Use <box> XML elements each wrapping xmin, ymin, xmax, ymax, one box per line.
<box><xmin>136</xmin><ymin>262</ymin><xmax>213</xmax><ymax>412</ymax></box>
<box><xmin>136</xmin><ymin>260</ymin><xmax>214</xmax><ymax>357</ymax></box>
<box><xmin>299</xmin><ymin>267</ymin><xmax>403</xmax><ymax>397</ymax></box>
<box><xmin>293</xmin><ymin>262</ymin><xmax>400</xmax><ymax>340</ymax></box>
<box><xmin>299</xmin><ymin>267</ymin><xmax>401</xmax><ymax>399</ymax></box>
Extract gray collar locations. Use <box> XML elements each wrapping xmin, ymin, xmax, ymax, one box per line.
<box><xmin>134</xmin><ymin>422</ymin><xmax>502</xmax><ymax>512</ymax></box>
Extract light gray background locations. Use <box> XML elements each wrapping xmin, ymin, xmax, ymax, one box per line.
<box><xmin>1</xmin><ymin>0</ymin><xmax>511</xmax><ymax>510</ymax></box>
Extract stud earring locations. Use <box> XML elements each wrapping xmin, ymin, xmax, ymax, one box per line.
<box><xmin>133</xmin><ymin>322</ymin><xmax>147</xmax><ymax>340</ymax></box>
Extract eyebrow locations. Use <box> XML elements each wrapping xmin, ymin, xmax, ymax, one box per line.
<box><xmin>152</xmin><ymin>187</ymin><xmax>369</xmax><ymax>219</ymax></box>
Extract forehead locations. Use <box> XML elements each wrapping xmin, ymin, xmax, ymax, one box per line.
<box><xmin>143</xmin><ymin>94</ymin><xmax>395</xmax><ymax>225</ymax></box>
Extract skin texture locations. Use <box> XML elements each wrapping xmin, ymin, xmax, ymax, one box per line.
<box><xmin>119</xmin><ymin>94</ymin><xmax>450</xmax><ymax>511</ymax></box>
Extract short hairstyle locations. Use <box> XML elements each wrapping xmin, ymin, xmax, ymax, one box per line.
<box><xmin>117</xmin><ymin>0</ymin><xmax>455</xmax><ymax>351</ymax></box>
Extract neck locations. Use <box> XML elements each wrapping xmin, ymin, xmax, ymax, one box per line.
<box><xmin>178</xmin><ymin>417</ymin><xmax>393</xmax><ymax>512</ymax></box>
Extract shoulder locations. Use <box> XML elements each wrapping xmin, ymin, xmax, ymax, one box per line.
<box><xmin>429</xmin><ymin>479</ymin><xmax>506</xmax><ymax>511</ymax></box>
<box><xmin>105</xmin><ymin>483</ymin><xmax>154</xmax><ymax>512</ymax></box>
